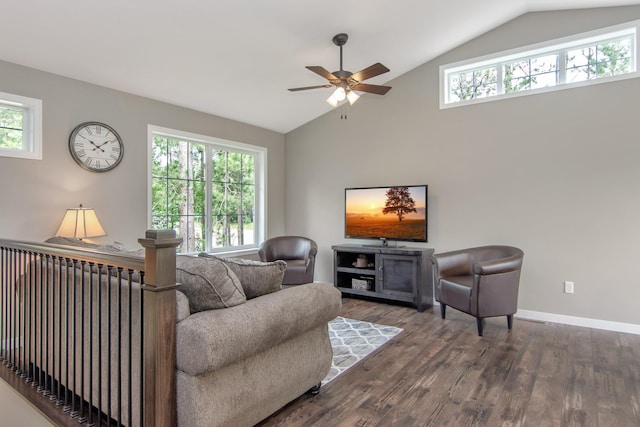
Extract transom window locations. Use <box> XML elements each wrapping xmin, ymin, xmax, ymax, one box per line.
<box><xmin>441</xmin><ymin>20</ymin><xmax>638</xmax><ymax>108</ymax></box>
<box><xmin>0</xmin><ymin>92</ymin><xmax>42</xmax><ymax>160</ymax></box>
<box><xmin>149</xmin><ymin>126</ymin><xmax>265</xmax><ymax>254</ymax></box>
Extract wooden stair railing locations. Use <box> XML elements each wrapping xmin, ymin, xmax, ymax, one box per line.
<box><xmin>0</xmin><ymin>229</ymin><xmax>181</xmax><ymax>427</ymax></box>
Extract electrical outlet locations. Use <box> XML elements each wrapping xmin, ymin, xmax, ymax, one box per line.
<box><xmin>564</xmin><ymin>281</ymin><xmax>574</xmax><ymax>294</ymax></box>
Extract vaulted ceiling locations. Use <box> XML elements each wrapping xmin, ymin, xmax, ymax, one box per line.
<box><xmin>2</xmin><ymin>0</ymin><xmax>637</xmax><ymax>133</ymax></box>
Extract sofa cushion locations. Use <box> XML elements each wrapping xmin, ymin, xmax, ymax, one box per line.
<box><xmin>199</xmin><ymin>254</ymin><xmax>286</xmax><ymax>299</ymax></box>
<box><xmin>176</xmin><ymin>256</ymin><xmax>246</xmax><ymax>313</ymax></box>
<box><xmin>176</xmin><ymin>282</ymin><xmax>342</xmax><ymax>376</ymax></box>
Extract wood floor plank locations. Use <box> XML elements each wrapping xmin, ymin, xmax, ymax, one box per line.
<box><xmin>623</xmin><ymin>331</ymin><xmax>640</xmax><ymax>422</ymax></box>
<box><xmin>258</xmin><ymin>297</ymin><xmax>640</xmax><ymax>427</ymax></box>
<box><xmin>562</xmin><ymin>327</ymin><xmax>599</xmax><ymax>426</ymax></box>
<box><xmin>592</xmin><ymin>329</ymin><xmax>636</xmax><ymax>427</ymax></box>
<box><xmin>520</xmin><ymin>323</ymin><xmax>568</xmax><ymax>427</ymax></box>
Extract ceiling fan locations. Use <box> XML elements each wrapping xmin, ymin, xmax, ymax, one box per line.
<box><xmin>288</xmin><ymin>33</ymin><xmax>392</xmax><ymax>107</ymax></box>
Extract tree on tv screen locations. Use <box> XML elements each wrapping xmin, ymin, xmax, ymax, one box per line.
<box><xmin>382</xmin><ymin>187</ymin><xmax>417</xmax><ymax>222</ymax></box>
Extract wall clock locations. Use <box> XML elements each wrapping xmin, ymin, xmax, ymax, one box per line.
<box><xmin>68</xmin><ymin>121</ymin><xmax>124</xmax><ymax>172</ymax></box>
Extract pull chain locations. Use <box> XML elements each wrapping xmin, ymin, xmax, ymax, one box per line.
<box><xmin>340</xmin><ymin>105</ymin><xmax>348</xmax><ymax>120</ymax></box>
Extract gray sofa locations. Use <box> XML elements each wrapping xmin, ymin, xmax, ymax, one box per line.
<box><xmin>174</xmin><ymin>256</ymin><xmax>342</xmax><ymax>427</ymax></box>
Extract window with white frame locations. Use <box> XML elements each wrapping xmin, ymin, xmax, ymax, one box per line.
<box><xmin>149</xmin><ymin>126</ymin><xmax>265</xmax><ymax>254</ymax></box>
<box><xmin>0</xmin><ymin>92</ymin><xmax>42</xmax><ymax>159</ymax></box>
<box><xmin>441</xmin><ymin>20</ymin><xmax>638</xmax><ymax>108</ymax></box>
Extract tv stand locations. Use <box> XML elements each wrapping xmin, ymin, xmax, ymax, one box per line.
<box><xmin>332</xmin><ymin>244</ymin><xmax>434</xmax><ymax>312</ymax></box>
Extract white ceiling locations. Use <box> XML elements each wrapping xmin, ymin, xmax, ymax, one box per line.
<box><xmin>1</xmin><ymin>0</ymin><xmax>637</xmax><ymax>134</ymax></box>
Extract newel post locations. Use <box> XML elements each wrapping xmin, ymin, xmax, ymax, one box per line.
<box><xmin>138</xmin><ymin>230</ymin><xmax>182</xmax><ymax>427</ymax></box>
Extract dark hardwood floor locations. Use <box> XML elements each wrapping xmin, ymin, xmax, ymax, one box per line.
<box><xmin>259</xmin><ymin>296</ymin><xmax>640</xmax><ymax>427</ymax></box>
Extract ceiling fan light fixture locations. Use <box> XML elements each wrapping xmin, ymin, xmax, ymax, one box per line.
<box><xmin>289</xmin><ymin>33</ymin><xmax>391</xmax><ymax>113</ymax></box>
<box><xmin>347</xmin><ymin>90</ymin><xmax>360</xmax><ymax>105</ymax></box>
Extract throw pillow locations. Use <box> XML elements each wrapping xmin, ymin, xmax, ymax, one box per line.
<box><xmin>198</xmin><ymin>253</ymin><xmax>286</xmax><ymax>299</ymax></box>
<box><xmin>176</xmin><ymin>255</ymin><xmax>246</xmax><ymax>313</ymax></box>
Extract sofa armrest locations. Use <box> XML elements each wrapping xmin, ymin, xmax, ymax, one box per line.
<box><xmin>176</xmin><ymin>282</ymin><xmax>341</xmax><ymax>376</ymax></box>
<box><xmin>176</xmin><ymin>290</ymin><xmax>191</xmax><ymax>323</ymax></box>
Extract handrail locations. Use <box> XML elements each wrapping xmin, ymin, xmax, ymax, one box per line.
<box><xmin>0</xmin><ymin>239</ymin><xmax>145</xmax><ymax>272</ymax></box>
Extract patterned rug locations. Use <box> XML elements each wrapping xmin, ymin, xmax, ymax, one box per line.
<box><xmin>323</xmin><ymin>316</ymin><xmax>403</xmax><ymax>385</ymax></box>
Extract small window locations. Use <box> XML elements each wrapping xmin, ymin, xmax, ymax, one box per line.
<box><xmin>441</xmin><ymin>20</ymin><xmax>639</xmax><ymax>108</ymax></box>
<box><xmin>0</xmin><ymin>92</ymin><xmax>42</xmax><ymax>160</ymax></box>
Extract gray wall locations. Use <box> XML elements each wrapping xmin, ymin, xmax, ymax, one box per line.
<box><xmin>285</xmin><ymin>6</ymin><xmax>640</xmax><ymax>325</ymax></box>
<box><xmin>0</xmin><ymin>60</ymin><xmax>286</xmax><ymax>248</ymax></box>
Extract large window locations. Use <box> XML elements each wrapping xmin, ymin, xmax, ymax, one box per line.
<box><xmin>0</xmin><ymin>92</ymin><xmax>42</xmax><ymax>160</ymax></box>
<box><xmin>441</xmin><ymin>20</ymin><xmax>638</xmax><ymax>108</ymax></box>
<box><xmin>149</xmin><ymin>126</ymin><xmax>265</xmax><ymax>254</ymax></box>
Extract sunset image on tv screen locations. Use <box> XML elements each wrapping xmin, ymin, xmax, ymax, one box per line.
<box><xmin>345</xmin><ymin>186</ymin><xmax>427</xmax><ymax>240</ymax></box>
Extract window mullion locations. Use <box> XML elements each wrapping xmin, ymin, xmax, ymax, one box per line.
<box><xmin>632</xmin><ymin>31</ymin><xmax>637</xmax><ymax>72</ymax></box>
<box><xmin>558</xmin><ymin>49</ymin><xmax>567</xmax><ymax>84</ymax></box>
<box><xmin>205</xmin><ymin>145</ymin><xmax>213</xmax><ymax>252</ymax></box>
<box><xmin>497</xmin><ymin>62</ymin><xmax>504</xmax><ymax>95</ymax></box>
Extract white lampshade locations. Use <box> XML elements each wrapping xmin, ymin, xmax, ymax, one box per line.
<box><xmin>333</xmin><ymin>86</ymin><xmax>346</xmax><ymax>101</ymax></box>
<box><xmin>347</xmin><ymin>90</ymin><xmax>360</xmax><ymax>105</ymax></box>
<box><xmin>326</xmin><ymin>94</ymin><xmax>339</xmax><ymax>107</ymax></box>
<box><xmin>55</xmin><ymin>204</ymin><xmax>106</xmax><ymax>239</ymax></box>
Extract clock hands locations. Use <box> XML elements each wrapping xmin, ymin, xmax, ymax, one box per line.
<box><xmin>78</xmin><ymin>134</ymin><xmax>108</xmax><ymax>152</ymax></box>
<box><xmin>96</xmin><ymin>139</ymin><xmax>116</xmax><ymax>149</ymax></box>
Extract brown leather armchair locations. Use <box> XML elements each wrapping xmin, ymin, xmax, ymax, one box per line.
<box><xmin>432</xmin><ymin>245</ymin><xmax>524</xmax><ymax>336</ymax></box>
<box><xmin>258</xmin><ymin>236</ymin><xmax>318</xmax><ymax>285</ymax></box>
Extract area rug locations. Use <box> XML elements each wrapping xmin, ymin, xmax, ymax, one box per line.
<box><xmin>322</xmin><ymin>316</ymin><xmax>403</xmax><ymax>385</ymax></box>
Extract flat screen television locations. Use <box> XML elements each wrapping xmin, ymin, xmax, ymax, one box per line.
<box><xmin>345</xmin><ymin>185</ymin><xmax>428</xmax><ymax>244</ymax></box>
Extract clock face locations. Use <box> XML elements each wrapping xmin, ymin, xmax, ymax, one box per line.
<box><xmin>69</xmin><ymin>122</ymin><xmax>124</xmax><ymax>172</ymax></box>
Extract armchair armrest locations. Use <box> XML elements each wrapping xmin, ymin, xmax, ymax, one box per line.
<box><xmin>473</xmin><ymin>254</ymin><xmax>523</xmax><ymax>275</ymax></box>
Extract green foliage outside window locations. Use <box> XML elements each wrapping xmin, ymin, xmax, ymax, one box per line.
<box><xmin>448</xmin><ymin>67</ymin><xmax>497</xmax><ymax>102</ymax></box>
<box><xmin>447</xmin><ymin>37</ymin><xmax>632</xmax><ymax>103</ymax></box>
<box><xmin>0</xmin><ymin>106</ymin><xmax>24</xmax><ymax>150</ymax></box>
<box><xmin>152</xmin><ymin>136</ymin><xmax>255</xmax><ymax>253</ymax></box>
<box><xmin>567</xmin><ymin>40</ymin><xmax>631</xmax><ymax>82</ymax></box>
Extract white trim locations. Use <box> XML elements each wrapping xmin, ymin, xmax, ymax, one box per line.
<box><xmin>0</xmin><ymin>92</ymin><xmax>42</xmax><ymax>160</ymax></box>
<box><xmin>433</xmin><ymin>301</ymin><xmax>640</xmax><ymax>335</ymax></box>
<box><xmin>515</xmin><ymin>309</ymin><xmax>640</xmax><ymax>335</ymax></box>
<box><xmin>440</xmin><ymin>19</ymin><xmax>640</xmax><ymax>109</ymax></box>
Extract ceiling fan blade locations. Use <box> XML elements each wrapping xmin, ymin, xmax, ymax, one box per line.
<box><xmin>351</xmin><ymin>83</ymin><xmax>392</xmax><ymax>95</ymax></box>
<box><xmin>306</xmin><ymin>66</ymin><xmax>338</xmax><ymax>81</ymax></box>
<box><xmin>288</xmin><ymin>84</ymin><xmax>333</xmax><ymax>92</ymax></box>
<box><xmin>350</xmin><ymin>63</ymin><xmax>390</xmax><ymax>83</ymax></box>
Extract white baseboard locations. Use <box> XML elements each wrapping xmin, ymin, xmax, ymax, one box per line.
<box><xmin>515</xmin><ymin>309</ymin><xmax>640</xmax><ymax>335</ymax></box>
<box><xmin>433</xmin><ymin>301</ymin><xmax>640</xmax><ymax>335</ymax></box>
